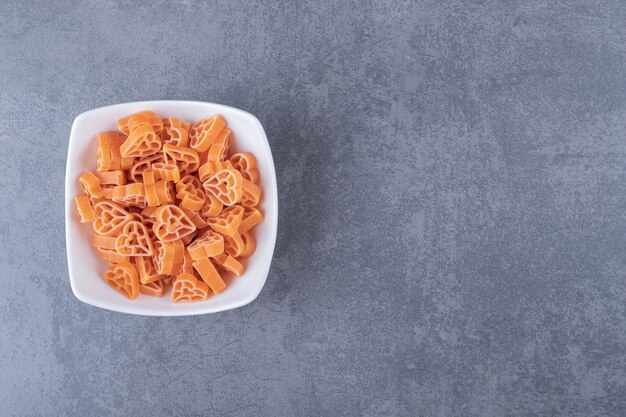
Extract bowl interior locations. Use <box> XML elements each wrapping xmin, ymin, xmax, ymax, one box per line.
<box><xmin>65</xmin><ymin>101</ymin><xmax>277</xmax><ymax>315</ymax></box>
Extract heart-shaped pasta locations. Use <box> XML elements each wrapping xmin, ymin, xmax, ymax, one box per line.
<box><xmin>151</xmin><ymin>162</ymin><xmax>181</xmax><ymax>183</ymax></box>
<box><xmin>212</xmin><ymin>253</ymin><xmax>244</xmax><ymax>276</ymax></box>
<box><xmin>114</xmin><ymin>220</ymin><xmax>154</xmax><ymax>256</ymax></box>
<box><xmin>112</xmin><ymin>183</ymin><xmax>147</xmax><ymax>208</ymax></box>
<box><xmin>180</xmin><ymin>207</ymin><xmax>208</xmax><ymax>229</ymax></box>
<box><xmin>192</xmin><ymin>258</ymin><xmax>226</xmax><ymax>294</ymax></box>
<box><xmin>153</xmin><ymin>239</ymin><xmax>185</xmax><ymax>275</ymax></box>
<box><xmin>163</xmin><ymin>144</ymin><xmax>200</xmax><ymax>175</ymax></box>
<box><xmin>74</xmin><ymin>196</ymin><xmax>95</xmax><ymax>223</ymax></box>
<box><xmin>187</xmin><ymin>229</ymin><xmax>224</xmax><ymax>260</ymax></box>
<box><xmin>240</xmin><ymin>179</ymin><xmax>261</xmax><ymax>208</ymax></box>
<box><xmin>103</xmin><ymin>261</ymin><xmax>139</xmax><ymax>300</ymax></box>
<box><xmin>239</xmin><ymin>231</ymin><xmax>256</xmax><ymax>258</ymax></box>
<box><xmin>97</xmin><ymin>132</ymin><xmax>131</xmax><ymax>171</ymax></box>
<box><xmin>161</xmin><ymin>118</ymin><xmax>190</xmax><ymax>147</ymax></box>
<box><xmin>207</xmin><ymin>204</ymin><xmax>244</xmax><ymax>237</ymax></box>
<box><xmin>202</xmin><ymin>168</ymin><xmax>243</xmax><ymax>206</ymax></box>
<box><xmin>139</xmin><ymin>278</ymin><xmax>165</xmax><ymax>297</ymax></box>
<box><xmin>172</xmin><ymin>273</ymin><xmax>210</xmax><ymax>303</ymax></box>
<box><xmin>189</xmin><ymin>115</ymin><xmax>226</xmax><ymax>152</ymax></box>
<box><xmin>129</xmin><ymin>154</ymin><xmax>165</xmax><ymax>183</ymax></box>
<box><xmin>205</xmin><ymin>128</ymin><xmax>230</xmax><ymax>163</ymax></box>
<box><xmin>200</xmin><ymin>193</ymin><xmax>224</xmax><ymax>219</ymax></box>
<box><xmin>120</xmin><ymin>125</ymin><xmax>162</xmax><ymax>158</ymax></box>
<box><xmin>152</xmin><ymin>204</ymin><xmax>196</xmax><ymax>242</ymax></box>
<box><xmin>238</xmin><ymin>207</ymin><xmax>263</xmax><ymax>234</ymax></box>
<box><xmin>118</xmin><ymin>111</ymin><xmax>163</xmax><ymax>135</ymax></box>
<box><xmin>229</xmin><ymin>152</ymin><xmax>260</xmax><ymax>184</ymax></box>
<box><xmin>80</xmin><ymin>172</ymin><xmax>106</xmax><ymax>198</ymax></box>
<box><xmin>92</xmin><ymin>201</ymin><xmax>132</xmax><ymax>236</ymax></box>
<box><xmin>95</xmin><ymin>133</ymin><xmax>111</xmax><ymax>172</ymax></box>
<box><xmin>175</xmin><ymin>175</ymin><xmax>206</xmax><ymax>211</ymax></box>
<box><xmin>223</xmin><ymin>231</ymin><xmax>245</xmax><ymax>258</ymax></box>
<box><xmin>142</xmin><ymin>170</ymin><xmax>159</xmax><ymax>207</ymax></box>
<box><xmin>134</xmin><ymin>256</ymin><xmax>166</xmax><ymax>284</ymax></box>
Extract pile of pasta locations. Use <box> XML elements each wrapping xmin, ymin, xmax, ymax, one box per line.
<box><xmin>74</xmin><ymin>110</ymin><xmax>263</xmax><ymax>303</ymax></box>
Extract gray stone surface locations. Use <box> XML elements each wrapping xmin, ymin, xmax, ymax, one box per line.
<box><xmin>1</xmin><ymin>0</ymin><xmax>625</xmax><ymax>415</ymax></box>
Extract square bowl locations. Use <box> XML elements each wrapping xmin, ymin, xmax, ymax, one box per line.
<box><xmin>65</xmin><ymin>101</ymin><xmax>278</xmax><ymax>316</ymax></box>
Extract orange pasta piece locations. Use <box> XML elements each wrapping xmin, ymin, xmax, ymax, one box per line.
<box><xmin>181</xmin><ymin>229</ymin><xmax>199</xmax><ymax>246</ymax></box>
<box><xmin>96</xmin><ymin>133</ymin><xmax>111</xmax><ymax>172</ymax></box>
<box><xmin>153</xmin><ymin>239</ymin><xmax>185</xmax><ymax>274</ymax></box>
<box><xmin>238</xmin><ymin>208</ymin><xmax>263</xmax><ymax>234</ymax></box>
<box><xmin>126</xmin><ymin>112</ymin><xmax>153</xmax><ymax>134</ymax></box>
<box><xmin>192</xmin><ymin>257</ymin><xmax>226</xmax><ymax>294</ymax></box>
<box><xmin>114</xmin><ymin>220</ymin><xmax>154</xmax><ymax>256</ymax></box>
<box><xmin>92</xmin><ymin>201</ymin><xmax>132</xmax><ymax>236</ymax></box>
<box><xmin>155</xmin><ymin>180</ymin><xmax>175</xmax><ymax>205</ymax></box>
<box><xmin>180</xmin><ymin>251</ymin><xmax>195</xmax><ymax>275</ymax></box>
<box><xmin>152</xmin><ymin>204</ymin><xmax>196</xmax><ymax>242</ymax></box>
<box><xmin>240</xmin><ymin>179</ymin><xmax>261</xmax><ymax>208</ymax></box>
<box><xmin>172</xmin><ymin>273</ymin><xmax>210</xmax><ymax>303</ymax></box>
<box><xmin>202</xmin><ymin>168</ymin><xmax>243</xmax><ymax>206</ymax></box>
<box><xmin>118</xmin><ymin>111</ymin><xmax>163</xmax><ymax>135</ymax></box>
<box><xmin>75</xmin><ymin>195</ymin><xmax>95</xmax><ymax>223</ymax></box>
<box><xmin>187</xmin><ymin>229</ymin><xmax>224</xmax><ymax>260</ymax></box>
<box><xmin>103</xmin><ymin>261</ymin><xmax>139</xmax><ymax>300</ymax></box>
<box><xmin>95</xmin><ymin>170</ymin><xmax>127</xmax><ymax>185</ymax></box>
<box><xmin>120</xmin><ymin>124</ymin><xmax>162</xmax><ymax>158</ymax></box>
<box><xmin>117</xmin><ymin>114</ymin><xmax>134</xmax><ymax>135</ymax></box>
<box><xmin>96</xmin><ymin>248</ymin><xmax>127</xmax><ymax>264</ymax></box>
<box><xmin>139</xmin><ymin>278</ymin><xmax>165</xmax><ymax>297</ymax></box>
<box><xmin>141</xmin><ymin>206</ymin><xmax>158</xmax><ymax>218</ymax></box>
<box><xmin>89</xmin><ymin>185</ymin><xmax>114</xmax><ymax>206</ymax></box>
<box><xmin>207</xmin><ymin>204</ymin><xmax>244</xmax><ymax>237</ymax></box>
<box><xmin>161</xmin><ymin>118</ymin><xmax>189</xmax><ymax>147</ymax></box>
<box><xmin>101</xmin><ymin>185</ymin><xmax>114</xmax><ymax>200</ymax></box>
<box><xmin>129</xmin><ymin>153</ymin><xmax>164</xmax><ymax>183</ymax></box>
<box><xmin>142</xmin><ymin>170</ymin><xmax>159</xmax><ymax>207</ymax></box>
<box><xmin>129</xmin><ymin>212</ymin><xmax>143</xmax><ymax>222</ymax></box>
<box><xmin>205</xmin><ymin>128</ymin><xmax>230</xmax><ymax>163</ymax></box>
<box><xmin>212</xmin><ymin>253</ymin><xmax>244</xmax><ymax>276</ymax></box>
<box><xmin>200</xmin><ymin>193</ymin><xmax>224</xmax><ymax>219</ymax></box>
<box><xmin>163</xmin><ymin>144</ymin><xmax>200</xmax><ymax>175</ymax></box>
<box><xmin>189</xmin><ymin>115</ymin><xmax>226</xmax><ymax>152</ymax></box>
<box><xmin>239</xmin><ymin>231</ymin><xmax>256</xmax><ymax>258</ymax></box>
<box><xmin>198</xmin><ymin>160</ymin><xmax>234</xmax><ymax>182</ymax></box>
<box><xmin>180</xmin><ymin>207</ymin><xmax>208</xmax><ymax>229</ymax></box>
<box><xmin>80</xmin><ymin>172</ymin><xmax>106</xmax><ymax>198</ymax></box>
<box><xmin>130</xmin><ymin>112</ymin><xmax>163</xmax><ymax>135</ymax></box>
<box><xmin>175</xmin><ymin>175</ymin><xmax>206</xmax><ymax>211</ymax></box>
<box><xmin>97</xmin><ymin>132</ymin><xmax>132</xmax><ymax>171</ymax></box>
<box><xmin>90</xmin><ymin>196</ymin><xmax>105</xmax><ymax>206</ymax></box>
<box><xmin>135</xmin><ymin>256</ymin><xmax>166</xmax><ymax>284</ymax></box>
<box><xmin>223</xmin><ymin>231</ymin><xmax>245</xmax><ymax>258</ymax></box>
<box><xmin>112</xmin><ymin>183</ymin><xmax>147</xmax><ymax>208</ymax></box>
<box><xmin>142</xmin><ymin>217</ymin><xmax>156</xmax><ymax>240</ymax></box>
<box><xmin>199</xmin><ymin>150</ymin><xmax>210</xmax><ymax>166</ymax></box>
<box><xmin>230</xmin><ymin>152</ymin><xmax>260</xmax><ymax>184</ymax></box>
<box><xmin>107</xmin><ymin>132</ymin><xmax>133</xmax><ymax>170</ymax></box>
<box><xmin>92</xmin><ymin>234</ymin><xmax>117</xmax><ymax>250</ymax></box>
<box><xmin>152</xmin><ymin>162</ymin><xmax>181</xmax><ymax>183</ymax></box>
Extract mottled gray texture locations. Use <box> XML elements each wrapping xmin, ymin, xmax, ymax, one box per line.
<box><xmin>0</xmin><ymin>0</ymin><xmax>625</xmax><ymax>416</ymax></box>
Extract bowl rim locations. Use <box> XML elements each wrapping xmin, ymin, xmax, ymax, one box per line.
<box><xmin>65</xmin><ymin>100</ymin><xmax>278</xmax><ymax>316</ymax></box>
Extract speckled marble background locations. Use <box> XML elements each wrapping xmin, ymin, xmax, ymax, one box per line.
<box><xmin>1</xmin><ymin>1</ymin><xmax>625</xmax><ymax>416</ymax></box>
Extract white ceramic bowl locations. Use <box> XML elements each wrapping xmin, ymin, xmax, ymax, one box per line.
<box><xmin>65</xmin><ymin>101</ymin><xmax>278</xmax><ymax>316</ymax></box>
